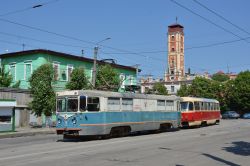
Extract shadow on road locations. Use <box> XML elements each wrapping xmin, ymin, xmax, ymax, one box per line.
<box><xmin>57</xmin><ymin>129</ymin><xmax>180</xmax><ymax>142</ymax></box>
<box><xmin>202</xmin><ymin>153</ymin><xmax>240</xmax><ymax>166</ymax></box>
<box><xmin>222</xmin><ymin>141</ymin><xmax>250</xmax><ymax>156</ymax></box>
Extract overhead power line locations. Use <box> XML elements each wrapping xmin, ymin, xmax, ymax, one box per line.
<box><xmin>0</xmin><ymin>0</ymin><xmax>61</xmax><ymax>17</ymax></box>
<box><xmin>0</xmin><ymin>39</ymin><xmax>38</xmax><ymax>49</ymax></box>
<box><xmin>0</xmin><ymin>18</ymin><xmax>167</xmax><ymax>62</ymax></box>
<box><xmin>101</xmin><ymin>35</ymin><xmax>250</xmax><ymax>55</ymax></box>
<box><xmin>170</xmin><ymin>0</ymin><xmax>248</xmax><ymax>42</ymax></box>
<box><xmin>193</xmin><ymin>0</ymin><xmax>250</xmax><ymax>36</ymax></box>
<box><xmin>0</xmin><ymin>31</ymin><xmax>91</xmax><ymax>49</ymax></box>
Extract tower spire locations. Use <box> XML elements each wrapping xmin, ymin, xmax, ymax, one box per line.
<box><xmin>176</xmin><ymin>16</ymin><xmax>178</xmax><ymax>24</ymax></box>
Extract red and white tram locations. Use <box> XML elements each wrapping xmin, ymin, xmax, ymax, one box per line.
<box><xmin>180</xmin><ymin>97</ymin><xmax>221</xmax><ymax>127</ymax></box>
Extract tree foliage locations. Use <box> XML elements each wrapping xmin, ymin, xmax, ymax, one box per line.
<box><xmin>0</xmin><ymin>65</ymin><xmax>20</xmax><ymax>88</ymax></box>
<box><xmin>177</xmin><ymin>77</ymin><xmax>227</xmax><ymax>111</ymax></box>
<box><xmin>152</xmin><ymin>82</ymin><xmax>168</xmax><ymax>95</ymax></box>
<box><xmin>227</xmin><ymin>71</ymin><xmax>250</xmax><ymax>114</ymax></box>
<box><xmin>65</xmin><ymin>67</ymin><xmax>88</xmax><ymax>90</ymax></box>
<box><xmin>211</xmin><ymin>73</ymin><xmax>229</xmax><ymax>82</ymax></box>
<box><xmin>29</xmin><ymin>64</ymin><xmax>56</xmax><ymax>116</ymax></box>
<box><xmin>96</xmin><ymin>64</ymin><xmax>120</xmax><ymax>91</ymax></box>
<box><xmin>0</xmin><ymin>65</ymin><xmax>12</xmax><ymax>87</ymax></box>
<box><xmin>177</xmin><ymin>84</ymin><xmax>190</xmax><ymax>97</ymax></box>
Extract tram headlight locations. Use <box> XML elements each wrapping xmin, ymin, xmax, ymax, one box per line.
<box><xmin>72</xmin><ymin>118</ymin><xmax>77</xmax><ymax>124</ymax></box>
<box><xmin>57</xmin><ymin>119</ymin><xmax>61</xmax><ymax>124</ymax></box>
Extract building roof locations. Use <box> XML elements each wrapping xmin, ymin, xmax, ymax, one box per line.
<box><xmin>0</xmin><ymin>49</ymin><xmax>137</xmax><ymax>72</ymax></box>
<box><xmin>168</xmin><ymin>24</ymin><xmax>184</xmax><ymax>28</ymax></box>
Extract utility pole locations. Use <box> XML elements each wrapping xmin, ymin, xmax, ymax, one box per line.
<box><xmin>92</xmin><ymin>37</ymin><xmax>111</xmax><ymax>88</ymax></box>
<box><xmin>92</xmin><ymin>46</ymin><xmax>98</xmax><ymax>88</ymax></box>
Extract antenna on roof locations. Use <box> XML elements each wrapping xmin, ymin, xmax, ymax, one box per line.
<box><xmin>176</xmin><ymin>16</ymin><xmax>178</xmax><ymax>24</ymax></box>
<box><xmin>81</xmin><ymin>49</ymin><xmax>84</xmax><ymax>57</ymax></box>
<box><xmin>22</xmin><ymin>44</ymin><xmax>25</xmax><ymax>51</ymax></box>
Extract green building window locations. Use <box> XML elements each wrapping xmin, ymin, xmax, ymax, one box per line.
<box><xmin>9</xmin><ymin>63</ymin><xmax>16</xmax><ymax>81</ymax></box>
<box><xmin>67</xmin><ymin>65</ymin><xmax>73</xmax><ymax>81</ymax></box>
<box><xmin>24</xmin><ymin>61</ymin><xmax>32</xmax><ymax>80</ymax></box>
<box><xmin>53</xmin><ymin>62</ymin><xmax>60</xmax><ymax>81</ymax></box>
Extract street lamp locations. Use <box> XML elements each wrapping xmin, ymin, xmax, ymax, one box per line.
<box><xmin>92</xmin><ymin>37</ymin><xmax>111</xmax><ymax>88</ymax></box>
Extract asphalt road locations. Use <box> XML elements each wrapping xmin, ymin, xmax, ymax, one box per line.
<box><xmin>0</xmin><ymin>119</ymin><xmax>249</xmax><ymax>166</ymax></box>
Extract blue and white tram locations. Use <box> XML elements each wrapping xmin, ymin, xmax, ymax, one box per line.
<box><xmin>56</xmin><ymin>90</ymin><xmax>181</xmax><ymax>137</ymax></box>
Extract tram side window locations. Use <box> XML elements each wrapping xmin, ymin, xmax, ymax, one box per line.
<box><xmin>166</xmin><ymin>100</ymin><xmax>174</xmax><ymax>111</ymax></box>
<box><xmin>80</xmin><ymin>96</ymin><xmax>86</xmax><ymax>112</ymax></box>
<box><xmin>87</xmin><ymin>97</ymin><xmax>100</xmax><ymax>112</ymax></box>
<box><xmin>209</xmin><ymin>103</ymin><xmax>213</xmax><ymax>110</ymax></box>
<box><xmin>207</xmin><ymin>103</ymin><xmax>210</xmax><ymax>110</ymax></box>
<box><xmin>211</xmin><ymin>103</ymin><xmax>215</xmax><ymax>110</ymax></box>
<box><xmin>157</xmin><ymin>100</ymin><xmax>165</xmax><ymax>106</ymax></box>
<box><xmin>201</xmin><ymin>102</ymin><xmax>204</xmax><ymax>110</ymax></box>
<box><xmin>122</xmin><ymin>98</ymin><xmax>133</xmax><ymax>111</ymax></box>
<box><xmin>108</xmin><ymin>97</ymin><xmax>120</xmax><ymax>111</ymax></box>
<box><xmin>194</xmin><ymin>102</ymin><xmax>200</xmax><ymax>110</ymax></box>
<box><xmin>188</xmin><ymin>102</ymin><xmax>194</xmax><ymax>111</ymax></box>
<box><xmin>68</xmin><ymin>98</ymin><xmax>78</xmax><ymax>112</ymax></box>
<box><xmin>204</xmin><ymin>103</ymin><xmax>208</xmax><ymax>111</ymax></box>
<box><xmin>216</xmin><ymin>103</ymin><xmax>220</xmax><ymax>110</ymax></box>
<box><xmin>157</xmin><ymin>100</ymin><xmax>166</xmax><ymax>111</ymax></box>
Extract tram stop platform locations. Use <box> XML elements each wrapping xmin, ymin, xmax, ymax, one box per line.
<box><xmin>0</xmin><ymin>127</ymin><xmax>56</xmax><ymax>139</ymax></box>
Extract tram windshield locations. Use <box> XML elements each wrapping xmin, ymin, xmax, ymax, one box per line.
<box><xmin>56</xmin><ymin>97</ymin><xmax>78</xmax><ymax>112</ymax></box>
<box><xmin>57</xmin><ymin>96</ymin><xmax>100</xmax><ymax>112</ymax></box>
<box><xmin>180</xmin><ymin>102</ymin><xmax>188</xmax><ymax>111</ymax></box>
<box><xmin>57</xmin><ymin>98</ymin><xmax>66</xmax><ymax>112</ymax></box>
<box><xmin>67</xmin><ymin>98</ymin><xmax>78</xmax><ymax>112</ymax></box>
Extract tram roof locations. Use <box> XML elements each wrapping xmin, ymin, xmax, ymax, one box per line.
<box><xmin>181</xmin><ymin>97</ymin><xmax>219</xmax><ymax>103</ymax></box>
<box><xmin>56</xmin><ymin>90</ymin><xmax>180</xmax><ymax>100</ymax></box>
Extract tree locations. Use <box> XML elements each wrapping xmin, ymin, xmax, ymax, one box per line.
<box><xmin>228</xmin><ymin>71</ymin><xmax>250</xmax><ymax>115</ymax></box>
<box><xmin>177</xmin><ymin>77</ymin><xmax>228</xmax><ymax>111</ymax></box>
<box><xmin>177</xmin><ymin>84</ymin><xmax>190</xmax><ymax>97</ymax></box>
<box><xmin>152</xmin><ymin>82</ymin><xmax>168</xmax><ymax>95</ymax></box>
<box><xmin>211</xmin><ymin>73</ymin><xmax>229</xmax><ymax>82</ymax></box>
<box><xmin>65</xmin><ymin>67</ymin><xmax>88</xmax><ymax>90</ymax></box>
<box><xmin>188</xmin><ymin>77</ymin><xmax>214</xmax><ymax>98</ymax></box>
<box><xmin>0</xmin><ymin>65</ymin><xmax>20</xmax><ymax>88</ymax></box>
<box><xmin>0</xmin><ymin>65</ymin><xmax>12</xmax><ymax>87</ymax></box>
<box><xmin>95</xmin><ymin>64</ymin><xmax>120</xmax><ymax>91</ymax></box>
<box><xmin>29</xmin><ymin>64</ymin><xmax>56</xmax><ymax>116</ymax></box>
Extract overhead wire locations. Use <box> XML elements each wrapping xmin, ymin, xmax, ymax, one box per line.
<box><xmin>170</xmin><ymin>0</ymin><xmax>248</xmax><ymax>42</ymax></box>
<box><xmin>0</xmin><ymin>0</ymin><xmax>61</xmax><ymax>17</ymax></box>
<box><xmin>193</xmin><ymin>0</ymin><xmax>250</xmax><ymax>36</ymax></box>
<box><xmin>0</xmin><ymin>31</ymin><xmax>92</xmax><ymax>49</ymax></box>
<box><xmin>0</xmin><ymin>1</ymin><xmax>247</xmax><ymax>75</ymax></box>
<box><xmin>0</xmin><ymin>39</ymin><xmax>39</xmax><ymax>49</ymax></box>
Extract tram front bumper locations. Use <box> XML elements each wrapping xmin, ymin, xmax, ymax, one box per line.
<box><xmin>56</xmin><ymin>128</ymin><xmax>81</xmax><ymax>135</ymax></box>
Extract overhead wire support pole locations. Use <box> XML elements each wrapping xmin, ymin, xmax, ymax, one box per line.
<box><xmin>92</xmin><ymin>38</ymin><xmax>111</xmax><ymax>89</ymax></box>
<box><xmin>92</xmin><ymin>46</ymin><xmax>98</xmax><ymax>88</ymax></box>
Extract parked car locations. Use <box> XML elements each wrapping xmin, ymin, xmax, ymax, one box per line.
<box><xmin>222</xmin><ymin>111</ymin><xmax>240</xmax><ymax>119</ymax></box>
<box><xmin>242</xmin><ymin>113</ymin><xmax>250</xmax><ymax>119</ymax></box>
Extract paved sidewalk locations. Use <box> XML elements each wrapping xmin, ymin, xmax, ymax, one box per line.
<box><xmin>0</xmin><ymin>127</ymin><xmax>56</xmax><ymax>139</ymax></box>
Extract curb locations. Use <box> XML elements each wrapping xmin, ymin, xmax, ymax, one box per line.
<box><xmin>0</xmin><ymin>130</ymin><xmax>56</xmax><ymax>139</ymax></box>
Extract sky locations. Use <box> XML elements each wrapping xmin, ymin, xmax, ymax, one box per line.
<box><xmin>0</xmin><ymin>0</ymin><xmax>250</xmax><ymax>78</ymax></box>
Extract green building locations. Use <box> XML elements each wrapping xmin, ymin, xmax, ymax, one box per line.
<box><xmin>0</xmin><ymin>49</ymin><xmax>138</xmax><ymax>91</ymax></box>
